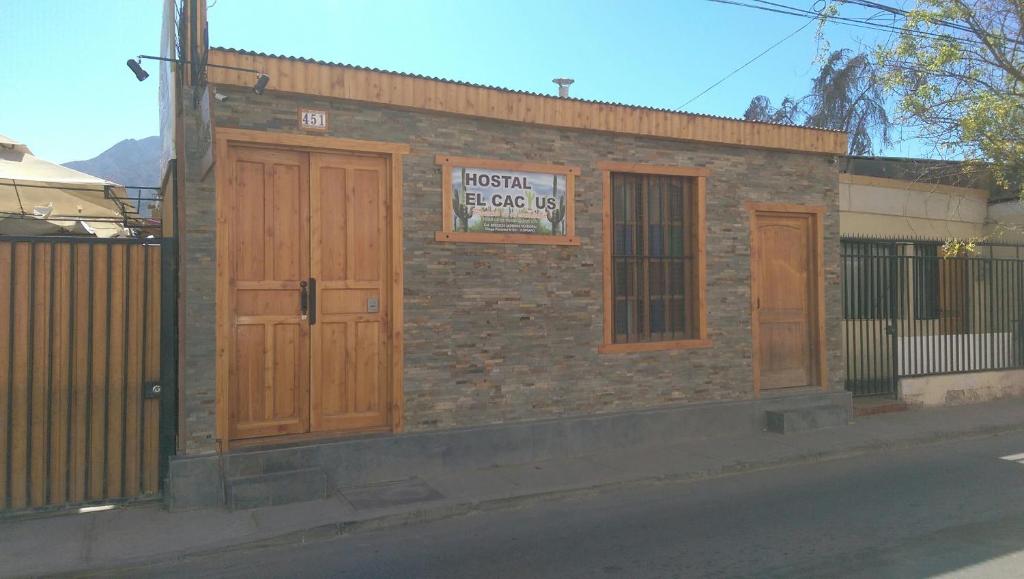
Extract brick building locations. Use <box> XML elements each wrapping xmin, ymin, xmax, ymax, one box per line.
<box><xmin>162</xmin><ymin>22</ymin><xmax>850</xmax><ymax>508</ymax></box>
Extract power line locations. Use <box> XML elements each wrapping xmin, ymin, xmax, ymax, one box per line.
<box><xmin>841</xmin><ymin>0</ymin><xmax>1023</xmax><ymax>46</ymax></box>
<box><xmin>708</xmin><ymin>0</ymin><xmax>1016</xmax><ymax>48</ymax></box>
<box><xmin>678</xmin><ymin>16</ymin><xmax>817</xmax><ymax>110</ymax></box>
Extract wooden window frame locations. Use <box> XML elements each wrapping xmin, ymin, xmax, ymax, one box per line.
<box><xmin>598</xmin><ymin>161</ymin><xmax>710</xmax><ymax>353</ymax></box>
<box><xmin>434</xmin><ymin>155</ymin><xmax>581</xmax><ymax>246</ymax></box>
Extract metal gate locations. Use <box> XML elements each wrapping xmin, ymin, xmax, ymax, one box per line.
<box><xmin>842</xmin><ymin>237</ymin><xmax>1024</xmax><ymax>398</ymax></box>
<box><xmin>0</xmin><ymin>236</ymin><xmax>177</xmax><ymax>512</ymax></box>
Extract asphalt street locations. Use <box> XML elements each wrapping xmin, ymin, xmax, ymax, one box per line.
<box><xmin>125</xmin><ymin>430</ymin><xmax>1024</xmax><ymax>578</ymax></box>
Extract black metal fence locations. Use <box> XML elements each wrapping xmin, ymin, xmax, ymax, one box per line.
<box><xmin>842</xmin><ymin>237</ymin><xmax>1024</xmax><ymax>397</ymax></box>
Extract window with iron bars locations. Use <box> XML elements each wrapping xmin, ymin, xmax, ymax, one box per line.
<box><xmin>610</xmin><ymin>173</ymin><xmax>699</xmax><ymax>343</ymax></box>
<box><xmin>842</xmin><ymin>241</ymin><xmax>902</xmax><ymax>320</ymax></box>
<box><xmin>842</xmin><ymin>241</ymin><xmax>946</xmax><ymax>321</ymax></box>
<box><xmin>913</xmin><ymin>243</ymin><xmax>941</xmax><ymax>320</ymax></box>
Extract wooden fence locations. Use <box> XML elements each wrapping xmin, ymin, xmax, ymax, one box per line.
<box><xmin>0</xmin><ymin>237</ymin><xmax>162</xmax><ymax>511</ymax></box>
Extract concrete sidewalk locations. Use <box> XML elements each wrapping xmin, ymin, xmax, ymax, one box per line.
<box><xmin>5</xmin><ymin>399</ymin><xmax>1024</xmax><ymax>578</ymax></box>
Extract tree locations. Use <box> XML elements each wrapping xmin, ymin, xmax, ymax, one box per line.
<box><xmin>743</xmin><ymin>95</ymin><xmax>802</xmax><ymax>125</ymax></box>
<box><xmin>805</xmin><ymin>49</ymin><xmax>892</xmax><ymax>155</ymax></box>
<box><xmin>744</xmin><ymin>49</ymin><xmax>892</xmax><ymax>155</ymax></box>
<box><xmin>874</xmin><ymin>0</ymin><xmax>1023</xmax><ymax>196</ymax></box>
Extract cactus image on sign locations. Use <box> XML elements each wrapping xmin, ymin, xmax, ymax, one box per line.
<box><xmin>547</xmin><ymin>193</ymin><xmax>566</xmax><ymax>236</ymax></box>
<box><xmin>453</xmin><ymin>187</ymin><xmax>473</xmax><ymax>232</ymax></box>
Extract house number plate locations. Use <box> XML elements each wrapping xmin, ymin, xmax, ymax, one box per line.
<box><xmin>300</xmin><ymin>109</ymin><xmax>328</xmax><ymax>130</ymax></box>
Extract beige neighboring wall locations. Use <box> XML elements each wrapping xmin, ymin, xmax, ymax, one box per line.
<box><xmin>985</xmin><ymin>199</ymin><xmax>1024</xmax><ymax>242</ymax></box>
<box><xmin>900</xmin><ymin>369</ymin><xmax>1024</xmax><ymax>406</ymax></box>
<box><xmin>839</xmin><ymin>174</ymin><xmax>988</xmax><ymax>238</ymax></box>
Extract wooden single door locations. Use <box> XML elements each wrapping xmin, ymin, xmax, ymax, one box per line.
<box><xmin>752</xmin><ymin>211</ymin><xmax>820</xmax><ymax>390</ymax></box>
<box><xmin>227</xmin><ymin>147</ymin><xmax>311</xmax><ymax>439</ymax></box>
<box><xmin>227</xmin><ymin>147</ymin><xmax>391</xmax><ymax>441</ymax></box>
<box><xmin>939</xmin><ymin>258</ymin><xmax>967</xmax><ymax>334</ymax></box>
<box><xmin>309</xmin><ymin>153</ymin><xmax>391</xmax><ymax>432</ymax></box>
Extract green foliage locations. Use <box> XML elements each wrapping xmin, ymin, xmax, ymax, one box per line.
<box><xmin>743</xmin><ymin>49</ymin><xmax>891</xmax><ymax>155</ymax></box>
<box><xmin>874</xmin><ymin>0</ymin><xmax>1024</xmax><ymax>197</ymax></box>
<box><xmin>452</xmin><ymin>186</ymin><xmax>472</xmax><ymax>232</ymax></box>
<box><xmin>546</xmin><ymin>196</ymin><xmax>566</xmax><ymax>235</ymax></box>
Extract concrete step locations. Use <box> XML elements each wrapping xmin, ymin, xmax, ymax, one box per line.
<box><xmin>765</xmin><ymin>404</ymin><xmax>850</xmax><ymax>434</ymax></box>
<box><xmin>225</xmin><ymin>467</ymin><xmax>327</xmax><ymax>510</ymax></box>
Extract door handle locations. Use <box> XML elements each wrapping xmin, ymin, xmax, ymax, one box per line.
<box><xmin>299</xmin><ymin>281</ymin><xmax>309</xmax><ymax>320</ymax></box>
<box><xmin>308</xmin><ymin>277</ymin><xmax>317</xmax><ymax>325</ymax></box>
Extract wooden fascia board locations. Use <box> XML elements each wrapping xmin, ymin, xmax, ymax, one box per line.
<box><xmin>206</xmin><ymin>49</ymin><xmax>848</xmax><ymax>156</ymax></box>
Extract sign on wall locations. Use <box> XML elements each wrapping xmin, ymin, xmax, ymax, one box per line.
<box><xmin>299</xmin><ymin>109</ymin><xmax>328</xmax><ymax>131</ymax></box>
<box><xmin>435</xmin><ymin>156</ymin><xmax>579</xmax><ymax>246</ymax></box>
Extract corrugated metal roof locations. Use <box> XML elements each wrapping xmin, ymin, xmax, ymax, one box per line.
<box><xmin>211</xmin><ymin>47</ymin><xmax>843</xmax><ymax>135</ymax></box>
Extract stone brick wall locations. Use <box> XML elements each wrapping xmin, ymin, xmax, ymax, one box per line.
<box><xmin>179</xmin><ymin>87</ymin><xmax>219</xmax><ymax>454</ymax></box>
<box><xmin>179</xmin><ymin>85</ymin><xmax>841</xmax><ymax>447</ymax></box>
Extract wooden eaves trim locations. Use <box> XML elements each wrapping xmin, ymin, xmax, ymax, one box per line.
<box><xmin>206</xmin><ymin>49</ymin><xmax>848</xmax><ymax>156</ymax></box>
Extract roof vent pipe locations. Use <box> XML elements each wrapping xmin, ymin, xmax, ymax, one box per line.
<box><xmin>553</xmin><ymin>78</ymin><xmax>574</xmax><ymax>98</ymax></box>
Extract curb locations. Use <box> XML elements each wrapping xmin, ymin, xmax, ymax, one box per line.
<box><xmin>52</xmin><ymin>420</ymin><xmax>1024</xmax><ymax>577</ymax></box>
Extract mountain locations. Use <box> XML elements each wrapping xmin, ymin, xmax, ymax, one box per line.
<box><xmin>63</xmin><ymin>136</ymin><xmax>162</xmax><ymax>188</ymax></box>
<box><xmin>63</xmin><ymin>136</ymin><xmax>162</xmax><ymax>217</ymax></box>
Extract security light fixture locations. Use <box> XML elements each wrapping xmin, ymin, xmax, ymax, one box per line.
<box><xmin>127</xmin><ymin>59</ymin><xmax>149</xmax><ymax>81</ymax></box>
<box><xmin>253</xmin><ymin>73</ymin><xmax>270</xmax><ymax>95</ymax></box>
<box><xmin>126</xmin><ymin>54</ymin><xmax>270</xmax><ymax>95</ymax></box>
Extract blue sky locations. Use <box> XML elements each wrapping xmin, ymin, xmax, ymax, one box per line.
<box><xmin>1</xmin><ymin>0</ymin><xmax>921</xmax><ymax>167</ymax></box>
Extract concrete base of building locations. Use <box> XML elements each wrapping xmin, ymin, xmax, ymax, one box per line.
<box><xmin>166</xmin><ymin>390</ymin><xmax>852</xmax><ymax>511</ymax></box>
<box><xmin>900</xmin><ymin>369</ymin><xmax>1024</xmax><ymax>407</ymax></box>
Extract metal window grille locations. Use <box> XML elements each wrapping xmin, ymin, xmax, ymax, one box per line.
<box><xmin>842</xmin><ymin>237</ymin><xmax>1024</xmax><ymax>398</ymax></box>
<box><xmin>610</xmin><ymin>173</ymin><xmax>696</xmax><ymax>343</ymax></box>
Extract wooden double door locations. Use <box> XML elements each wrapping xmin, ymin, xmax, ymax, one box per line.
<box><xmin>227</xmin><ymin>146</ymin><xmax>392</xmax><ymax>440</ymax></box>
<box><xmin>750</xmin><ymin>206</ymin><xmax>825</xmax><ymax>390</ymax></box>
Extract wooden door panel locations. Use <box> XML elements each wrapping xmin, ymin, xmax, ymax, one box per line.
<box><xmin>228</xmin><ymin>147</ymin><xmax>310</xmax><ymax>440</ymax></box>
<box><xmin>315</xmin><ymin>320</ymin><xmax>385</xmax><ymax>425</ymax></box>
<box><xmin>317</xmin><ymin>165</ymin><xmax>348</xmax><ymax>282</ymax></box>
<box><xmin>352</xmin><ymin>168</ymin><xmax>383</xmax><ymax>283</ymax></box>
<box><xmin>755</xmin><ymin>213</ymin><xmax>815</xmax><ymax>389</ymax></box>
<box><xmin>318</xmin><ymin>322</ymin><xmax>348</xmax><ymax>416</ymax></box>
<box><xmin>354</xmin><ymin>321</ymin><xmax>382</xmax><ymax>414</ymax></box>
<box><xmin>230</xmin><ymin>322</ymin><xmax>308</xmax><ymax>437</ymax></box>
<box><xmin>939</xmin><ymin>259</ymin><xmax>966</xmax><ymax>334</ymax></box>
<box><xmin>233</xmin><ymin>160</ymin><xmax>268</xmax><ymax>281</ymax></box>
<box><xmin>310</xmin><ymin>153</ymin><xmax>390</xmax><ymax>432</ymax></box>
<box><xmin>759</xmin><ymin>321</ymin><xmax>811</xmax><ymax>388</ymax></box>
<box><xmin>268</xmin><ymin>164</ymin><xmax>305</xmax><ymax>282</ymax></box>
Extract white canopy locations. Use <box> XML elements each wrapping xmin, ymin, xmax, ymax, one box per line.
<box><xmin>0</xmin><ymin>134</ymin><xmax>133</xmax><ymax>237</ymax></box>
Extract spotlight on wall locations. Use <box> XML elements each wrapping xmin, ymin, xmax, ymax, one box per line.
<box><xmin>253</xmin><ymin>73</ymin><xmax>270</xmax><ymax>95</ymax></box>
<box><xmin>125</xmin><ymin>54</ymin><xmax>271</xmax><ymax>96</ymax></box>
<box><xmin>127</xmin><ymin>59</ymin><xmax>149</xmax><ymax>81</ymax></box>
